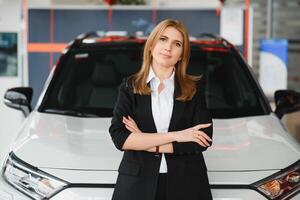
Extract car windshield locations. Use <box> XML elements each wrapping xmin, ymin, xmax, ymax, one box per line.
<box><xmin>40</xmin><ymin>44</ymin><xmax>267</xmax><ymax>118</ymax></box>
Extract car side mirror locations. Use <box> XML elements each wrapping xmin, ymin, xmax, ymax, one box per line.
<box><xmin>274</xmin><ymin>90</ymin><xmax>300</xmax><ymax>119</ymax></box>
<box><xmin>4</xmin><ymin>87</ymin><xmax>33</xmax><ymax>117</ymax></box>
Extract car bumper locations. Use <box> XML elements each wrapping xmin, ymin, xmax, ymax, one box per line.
<box><xmin>1</xmin><ymin>178</ymin><xmax>299</xmax><ymax>200</ymax></box>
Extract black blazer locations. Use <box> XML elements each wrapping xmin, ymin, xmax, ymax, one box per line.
<box><xmin>109</xmin><ymin>77</ymin><xmax>213</xmax><ymax>200</ymax></box>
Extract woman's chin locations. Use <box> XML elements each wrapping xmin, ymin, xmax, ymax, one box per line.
<box><xmin>155</xmin><ymin>60</ymin><xmax>176</xmax><ymax>69</ymax></box>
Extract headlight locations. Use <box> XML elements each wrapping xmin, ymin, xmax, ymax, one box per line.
<box><xmin>2</xmin><ymin>153</ymin><xmax>68</xmax><ymax>199</ymax></box>
<box><xmin>252</xmin><ymin>159</ymin><xmax>300</xmax><ymax>199</ymax></box>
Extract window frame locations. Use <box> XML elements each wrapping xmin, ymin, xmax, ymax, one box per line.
<box><xmin>38</xmin><ymin>42</ymin><xmax>272</xmax><ymax>119</ymax></box>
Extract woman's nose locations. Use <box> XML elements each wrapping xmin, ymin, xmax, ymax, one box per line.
<box><xmin>164</xmin><ymin>42</ymin><xmax>172</xmax><ymax>51</ymax></box>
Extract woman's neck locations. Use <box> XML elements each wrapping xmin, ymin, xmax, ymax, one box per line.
<box><xmin>151</xmin><ymin>63</ymin><xmax>174</xmax><ymax>82</ymax></box>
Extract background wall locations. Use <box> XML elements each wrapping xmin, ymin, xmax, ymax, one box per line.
<box><xmin>0</xmin><ymin>0</ymin><xmax>24</xmax><ymax>159</ymax></box>
<box><xmin>28</xmin><ymin>8</ymin><xmax>221</xmax><ymax>105</ymax></box>
<box><xmin>226</xmin><ymin>0</ymin><xmax>300</xmax><ymax>91</ymax></box>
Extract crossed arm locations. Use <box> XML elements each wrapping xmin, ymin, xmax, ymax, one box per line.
<box><xmin>109</xmin><ymin>79</ymin><xmax>213</xmax><ymax>155</ymax></box>
<box><xmin>122</xmin><ymin>116</ymin><xmax>212</xmax><ymax>153</ymax></box>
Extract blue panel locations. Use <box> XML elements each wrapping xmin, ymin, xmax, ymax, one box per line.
<box><xmin>260</xmin><ymin>39</ymin><xmax>288</xmax><ymax>65</ymax></box>
<box><xmin>29</xmin><ymin>53</ymin><xmax>50</xmax><ymax>106</ymax></box>
<box><xmin>54</xmin><ymin>10</ymin><xmax>109</xmax><ymax>42</ymax></box>
<box><xmin>29</xmin><ymin>9</ymin><xmax>220</xmax><ymax>43</ymax></box>
<box><xmin>111</xmin><ymin>10</ymin><xmax>153</xmax><ymax>34</ymax></box>
<box><xmin>157</xmin><ymin>10</ymin><xmax>219</xmax><ymax>36</ymax></box>
<box><xmin>29</xmin><ymin>10</ymin><xmax>50</xmax><ymax>42</ymax></box>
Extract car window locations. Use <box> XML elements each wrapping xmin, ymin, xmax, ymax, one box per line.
<box><xmin>41</xmin><ymin>46</ymin><xmax>142</xmax><ymax>117</ymax></box>
<box><xmin>40</xmin><ymin>44</ymin><xmax>266</xmax><ymax>118</ymax></box>
<box><xmin>188</xmin><ymin>48</ymin><xmax>266</xmax><ymax>118</ymax></box>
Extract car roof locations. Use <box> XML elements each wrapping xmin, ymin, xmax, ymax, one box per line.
<box><xmin>66</xmin><ymin>31</ymin><xmax>234</xmax><ymax>53</ymax></box>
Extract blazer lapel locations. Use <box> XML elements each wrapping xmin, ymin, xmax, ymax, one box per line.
<box><xmin>168</xmin><ymin>80</ymin><xmax>185</xmax><ymax>132</ymax></box>
<box><xmin>136</xmin><ymin>81</ymin><xmax>157</xmax><ymax>133</ymax></box>
<box><xmin>139</xmin><ymin>94</ymin><xmax>157</xmax><ymax>132</ymax></box>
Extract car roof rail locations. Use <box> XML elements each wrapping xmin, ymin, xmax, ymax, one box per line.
<box><xmin>69</xmin><ymin>31</ymin><xmax>125</xmax><ymax>48</ymax></box>
<box><xmin>66</xmin><ymin>31</ymin><xmax>148</xmax><ymax>49</ymax></box>
<box><xmin>66</xmin><ymin>32</ymin><xmax>101</xmax><ymax>49</ymax></box>
<box><xmin>196</xmin><ymin>33</ymin><xmax>233</xmax><ymax>48</ymax></box>
<box><xmin>198</xmin><ymin>33</ymin><xmax>220</xmax><ymax>40</ymax></box>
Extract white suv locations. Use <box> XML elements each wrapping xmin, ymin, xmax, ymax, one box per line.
<box><xmin>1</xmin><ymin>33</ymin><xmax>300</xmax><ymax>200</ymax></box>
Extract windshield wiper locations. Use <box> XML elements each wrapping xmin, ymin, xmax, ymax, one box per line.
<box><xmin>44</xmin><ymin>108</ymin><xmax>99</xmax><ymax>117</ymax></box>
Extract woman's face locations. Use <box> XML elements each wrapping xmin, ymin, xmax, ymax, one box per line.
<box><xmin>151</xmin><ymin>26</ymin><xmax>183</xmax><ymax>69</ymax></box>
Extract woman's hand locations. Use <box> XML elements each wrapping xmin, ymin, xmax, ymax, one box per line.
<box><xmin>122</xmin><ymin>116</ymin><xmax>212</xmax><ymax>148</ymax></box>
<box><xmin>174</xmin><ymin>123</ymin><xmax>212</xmax><ymax>147</ymax></box>
<box><xmin>122</xmin><ymin>116</ymin><xmax>142</xmax><ymax>134</ymax></box>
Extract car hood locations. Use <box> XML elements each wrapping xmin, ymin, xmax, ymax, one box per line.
<box><xmin>12</xmin><ymin>111</ymin><xmax>300</xmax><ymax>171</ymax></box>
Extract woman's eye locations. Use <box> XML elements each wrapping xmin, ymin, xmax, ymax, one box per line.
<box><xmin>176</xmin><ymin>42</ymin><xmax>182</xmax><ymax>47</ymax></box>
<box><xmin>159</xmin><ymin>37</ymin><xmax>166</xmax><ymax>41</ymax></box>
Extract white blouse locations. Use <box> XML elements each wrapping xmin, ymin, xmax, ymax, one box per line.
<box><xmin>147</xmin><ymin>67</ymin><xmax>175</xmax><ymax>173</ymax></box>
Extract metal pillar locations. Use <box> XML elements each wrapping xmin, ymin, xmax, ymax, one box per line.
<box><xmin>266</xmin><ymin>0</ymin><xmax>273</xmax><ymax>38</ymax></box>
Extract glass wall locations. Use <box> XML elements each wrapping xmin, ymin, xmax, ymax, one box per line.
<box><xmin>0</xmin><ymin>32</ymin><xmax>18</xmax><ymax>77</ymax></box>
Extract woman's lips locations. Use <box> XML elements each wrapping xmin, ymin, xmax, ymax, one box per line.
<box><xmin>160</xmin><ymin>53</ymin><xmax>171</xmax><ymax>58</ymax></box>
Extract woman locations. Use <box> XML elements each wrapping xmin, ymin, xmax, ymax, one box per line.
<box><xmin>109</xmin><ymin>19</ymin><xmax>213</xmax><ymax>200</ymax></box>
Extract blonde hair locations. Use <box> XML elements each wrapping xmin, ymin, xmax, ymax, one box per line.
<box><xmin>130</xmin><ymin>19</ymin><xmax>200</xmax><ymax>101</ymax></box>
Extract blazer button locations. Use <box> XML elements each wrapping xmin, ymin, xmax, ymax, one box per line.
<box><xmin>154</xmin><ymin>154</ymin><xmax>160</xmax><ymax>158</ymax></box>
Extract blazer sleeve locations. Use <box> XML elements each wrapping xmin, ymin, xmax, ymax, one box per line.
<box><xmin>109</xmin><ymin>78</ymin><xmax>133</xmax><ymax>151</ymax></box>
<box><xmin>172</xmin><ymin>79</ymin><xmax>213</xmax><ymax>155</ymax></box>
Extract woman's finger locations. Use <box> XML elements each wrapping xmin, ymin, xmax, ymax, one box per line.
<box><xmin>127</xmin><ymin>116</ymin><xmax>137</xmax><ymax>125</ymax></box>
<box><xmin>192</xmin><ymin>130</ymin><xmax>210</xmax><ymax>146</ymax></box>
<box><xmin>125</xmin><ymin>124</ymin><xmax>134</xmax><ymax>132</ymax></box>
<box><xmin>195</xmin><ymin>138</ymin><xmax>206</xmax><ymax>147</ymax></box>
<box><xmin>195</xmin><ymin>130</ymin><xmax>212</xmax><ymax>142</ymax></box>
<box><xmin>123</xmin><ymin>117</ymin><xmax>136</xmax><ymax>128</ymax></box>
<box><xmin>123</xmin><ymin>119</ymin><xmax>131</xmax><ymax>128</ymax></box>
<box><xmin>123</xmin><ymin>119</ymin><xmax>136</xmax><ymax>130</ymax></box>
<box><xmin>195</xmin><ymin>134</ymin><xmax>210</xmax><ymax>146</ymax></box>
<box><xmin>125</xmin><ymin>124</ymin><xmax>140</xmax><ymax>134</ymax></box>
<box><xmin>122</xmin><ymin>117</ymin><xmax>131</xmax><ymax>126</ymax></box>
<box><xmin>194</xmin><ymin>123</ymin><xmax>212</xmax><ymax>130</ymax></box>
<box><xmin>124</xmin><ymin>116</ymin><xmax>142</xmax><ymax>133</ymax></box>
<box><xmin>125</xmin><ymin>124</ymin><xmax>131</xmax><ymax>131</ymax></box>
<box><xmin>125</xmin><ymin>117</ymin><xmax>138</xmax><ymax>128</ymax></box>
<box><xmin>125</xmin><ymin>123</ymin><xmax>138</xmax><ymax>132</ymax></box>
<box><xmin>123</xmin><ymin>118</ymin><xmax>141</xmax><ymax>133</ymax></box>
<box><xmin>126</xmin><ymin>116</ymin><xmax>136</xmax><ymax>124</ymax></box>
<box><xmin>125</xmin><ymin>122</ymin><xmax>140</xmax><ymax>132</ymax></box>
